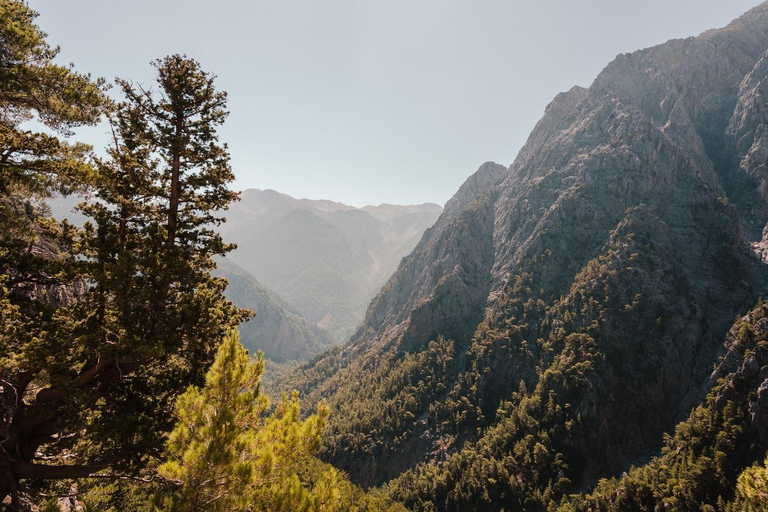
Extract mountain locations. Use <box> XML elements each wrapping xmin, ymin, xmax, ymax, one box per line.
<box><xmin>213</xmin><ymin>258</ymin><xmax>332</xmax><ymax>362</ymax></box>
<box><xmin>222</xmin><ymin>189</ymin><xmax>443</xmax><ymax>343</ymax></box>
<box><xmin>283</xmin><ymin>4</ymin><xmax>768</xmax><ymax>510</ymax></box>
<box><xmin>569</xmin><ymin>301</ymin><xmax>768</xmax><ymax>510</ymax></box>
<box><xmin>46</xmin><ymin>189</ymin><xmax>442</xmax><ymax>359</ymax></box>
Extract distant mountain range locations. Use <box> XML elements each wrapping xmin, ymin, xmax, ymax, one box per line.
<box><xmin>48</xmin><ymin>189</ymin><xmax>442</xmax><ymax>361</ymax></box>
<box><xmin>212</xmin><ymin>258</ymin><xmax>333</xmax><ymax>361</ymax></box>
<box><xmin>221</xmin><ymin>189</ymin><xmax>442</xmax><ymax>345</ymax></box>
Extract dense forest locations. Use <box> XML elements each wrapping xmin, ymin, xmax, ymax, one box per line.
<box><xmin>3</xmin><ymin>0</ymin><xmax>768</xmax><ymax>510</ymax></box>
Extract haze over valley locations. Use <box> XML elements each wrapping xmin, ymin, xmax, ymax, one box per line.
<box><xmin>219</xmin><ymin>189</ymin><xmax>442</xmax><ymax>359</ymax></box>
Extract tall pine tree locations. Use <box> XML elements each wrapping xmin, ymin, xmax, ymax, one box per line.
<box><xmin>0</xmin><ymin>39</ymin><xmax>247</xmax><ymax>507</ymax></box>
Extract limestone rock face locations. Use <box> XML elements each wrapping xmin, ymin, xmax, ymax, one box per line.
<box><xmin>289</xmin><ymin>0</ymin><xmax>768</xmax><ymax>492</ymax></box>
<box><xmin>352</xmin><ymin>162</ymin><xmax>506</xmax><ymax>356</ymax></box>
<box><xmin>437</xmin><ymin>161</ymin><xmax>507</xmax><ymax>229</ymax></box>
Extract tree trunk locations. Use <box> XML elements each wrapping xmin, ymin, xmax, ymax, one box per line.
<box><xmin>0</xmin><ymin>453</ymin><xmax>108</xmax><ymax>509</ymax></box>
<box><xmin>0</xmin><ymin>359</ymin><xmax>146</xmax><ymax>506</ymax></box>
<box><xmin>14</xmin><ymin>461</ymin><xmax>109</xmax><ymax>480</ymax></box>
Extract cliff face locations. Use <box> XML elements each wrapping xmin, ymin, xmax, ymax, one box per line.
<box><xmin>353</xmin><ymin>161</ymin><xmax>507</xmax><ymax>355</ymax></box>
<box><xmin>286</xmin><ymin>2</ymin><xmax>768</xmax><ymax>503</ymax></box>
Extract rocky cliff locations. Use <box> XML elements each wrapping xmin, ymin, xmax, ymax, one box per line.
<box><xmin>284</xmin><ymin>3</ymin><xmax>768</xmax><ymax>509</ymax></box>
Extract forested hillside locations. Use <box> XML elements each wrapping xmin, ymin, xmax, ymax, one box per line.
<box><xmin>281</xmin><ymin>3</ymin><xmax>768</xmax><ymax>510</ymax></box>
<box><xmin>566</xmin><ymin>302</ymin><xmax>768</xmax><ymax>510</ymax></box>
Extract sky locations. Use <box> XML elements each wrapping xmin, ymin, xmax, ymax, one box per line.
<box><xmin>30</xmin><ymin>0</ymin><xmax>765</xmax><ymax>208</ymax></box>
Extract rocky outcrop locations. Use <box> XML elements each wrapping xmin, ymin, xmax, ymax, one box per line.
<box><xmin>437</xmin><ymin>161</ymin><xmax>507</xmax><ymax>229</ymax></box>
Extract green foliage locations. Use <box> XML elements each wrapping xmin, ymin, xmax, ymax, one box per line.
<box><xmin>0</xmin><ymin>0</ymin><xmax>108</xmax><ymax>505</ymax></box>
<box><xmin>279</xmin><ymin>336</ymin><xmax>459</xmax><ymax>487</ymax></box>
<box><xmin>564</xmin><ymin>302</ymin><xmax>768</xmax><ymax>511</ymax></box>
<box><xmin>0</xmin><ymin>0</ymin><xmax>105</xmax><ymax>382</ymax></box>
<box><xmin>155</xmin><ymin>329</ymin><xmax>406</xmax><ymax>512</ymax></box>
<box><xmin>0</xmin><ymin>5</ymin><xmax>246</xmax><ymax>505</ymax></box>
<box><xmin>80</xmin><ymin>480</ymin><xmax>158</xmax><ymax>512</ymax></box>
<box><xmin>0</xmin><ymin>0</ymin><xmax>104</xmax><ymax>201</ymax></box>
<box><xmin>0</xmin><ymin>0</ymin><xmax>104</xmax><ymax>134</ymax></box>
<box><xmin>323</xmin><ymin>338</ymin><xmax>456</xmax><ymax>460</ymax></box>
<box><xmin>114</xmin><ymin>54</ymin><xmax>238</xmax><ymax>255</ymax></box>
<box><xmin>156</xmin><ymin>329</ymin><xmax>331</xmax><ymax>511</ymax></box>
<box><xmin>728</xmin><ymin>455</ymin><xmax>768</xmax><ymax>511</ymax></box>
<box><xmin>386</xmin><ymin>333</ymin><xmax>601</xmax><ymax>511</ymax></box>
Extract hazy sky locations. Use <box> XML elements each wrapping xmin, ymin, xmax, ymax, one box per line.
<box><xmin>31</xmin><ymin>0</ymin><xmax>764</xmax><ymax>207</ymax></box>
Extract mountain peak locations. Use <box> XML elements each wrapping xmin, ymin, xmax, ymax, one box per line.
<box><xmin>439</xmin><ymin>161</ymin><xmax>507</xmax><ymax>228</ymax></box>
<box><xmin>728</xmin><ymin>0</ymin><xmax>768</xmax><ymax>29</ymax></box>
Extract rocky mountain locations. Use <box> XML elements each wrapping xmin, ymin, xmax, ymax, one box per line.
<box><xmin>213</xmin><ymin>258</ymin><xmax>332</xmax><ymax>362</ymax></box>
<box><xmin>222</xmin><ymin>189</ymin><xmax>443</xmax><ymax>343</ymax></box>
<box><xmin>283</xmin><ymin>3</ymin><xmax>768</xmax><ymax>509</ymax></box>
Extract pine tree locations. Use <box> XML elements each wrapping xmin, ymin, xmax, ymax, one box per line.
<box><xmin>0</xmin><ymin>0</ymin><xmax>106</xmax><ymax>505</ymax></box>
<box><xmin>158</xmin><ymin>329</ymin><xmax>339</xmax><ymax>512</ymax></box>
<box><xmin>115</xmin><ymin>54</ymin><xmax>238</xmax><ymax>255</ymax></box>
<box><xmin>0</xmin><ymin>24</ymin><xmax>247</xmax><ymax>505</ymax></box>
<box><xmin>108</xmin><ymin>54</ymin><xmax>244</xmax><ymax>371</ymax></box>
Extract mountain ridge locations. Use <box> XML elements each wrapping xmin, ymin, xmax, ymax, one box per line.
<box><xmin>281</xmin><ymin>4</ymin><xmax>768</xmax><ymax>508</ymax></box>
<box><xmin>213</xmin><ymin>258</ymin><xmax>333</xmax><ymax>362</ymax></box>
